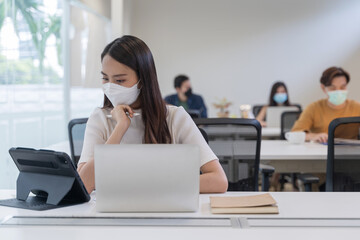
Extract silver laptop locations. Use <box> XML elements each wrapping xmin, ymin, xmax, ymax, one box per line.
<box><xmin>266</xmin><ymin>106</ymin><xmax>299</xmax><ymax>128</ymax></box>
<box><xmin>94</xmin><ymin>144</ymin><xmax>200</xmax><ymax>212</ymax></box>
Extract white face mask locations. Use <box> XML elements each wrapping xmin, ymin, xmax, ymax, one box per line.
<box><xmin>327</xmin><ymin>90</ymin><xmax>348</xmax><ymax>106</ymax></box>
<box><xmin>102</xmin><ymin>82</ymin><xmax>140</xmax><ymax>107</ymax></box>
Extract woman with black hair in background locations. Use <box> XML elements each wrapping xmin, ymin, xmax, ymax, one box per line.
<box><xmin>256</xmin><ymin>81</ymin><xmax>291</xmax><ymax>127</ymax></box>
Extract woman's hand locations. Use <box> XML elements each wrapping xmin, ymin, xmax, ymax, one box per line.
<box><xmin>259</xmin><ymin>120</ymin><xmax>267</xmax><ymax>127</ymax></box>
<box><xmin>77</xmin><ymin>160</ymin><xmax>95</xmax><ymax>194</ymax></box>
<box><xmin>110</xmin><ymin>105</ymin><xmax>134</xmax><ymax>129</ymax></box>
<box><xmin>106</xmin><ymin>105</ymin><xmax>135</xmax><ymax>144</ymax></box>
<box><xmin>306</xmin><ymin>132</ymin><xmax>328</xmax><ymax>143</ymax></box>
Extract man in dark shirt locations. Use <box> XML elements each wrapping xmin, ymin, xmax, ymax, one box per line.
<box><xmin>164</xmin><ymin>75</ymin><xmax>208</xmax><ymax>118</ymax></box>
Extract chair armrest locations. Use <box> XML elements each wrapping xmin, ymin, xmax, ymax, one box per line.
<box><xmin>259</xmin><ymin>164</ymin><xmax>275</xmax><ymax>174</ymax></box>
<box><xmin>298</xmin><ymin>174</ymin><xmax>319</xmax><ymax>184</ymax></box>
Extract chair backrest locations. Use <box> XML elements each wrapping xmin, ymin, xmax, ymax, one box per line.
<box><xmin>187</xmin><ymin>109</ymin><xmax>201</xmax><ymax>119</ymax></box>
<box><xmin>280</xmin><ymin>111</ymin><xmax>302</xmax><ymax>140</ymax></box>
<box><xmin>326</xmin><ymin>117</ymin><xmax>360</xmax><ymax>192</ymax></box>
<box><xmin>252</xmin><ymin>105</ymin><xmax>264</xmax><ymax>118</ymax></box>
<box><xmin>68</xmin><ymin>118</ymin><xmax>88</xmax><ymax>167</ymax></box>
<box><xmin>293</xmin><ymin>103</ymin><xmax>302</xmax><ymax>112</ymax></box>
<box><xmin>198</xmin><ymin>127</ymin><xmax>209</xmax><ymax>144</ymax></box>
<box><xmin>193</xmin><ymin>118</ymin><xmax>261</xmax><ymax>191</ymax></box>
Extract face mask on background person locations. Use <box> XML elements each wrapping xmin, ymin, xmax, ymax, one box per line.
<box><xmin>273</xmin><ymin>93</ymin><xmax>288</xmax><ymax>104</ymax></box>
<box><xmin>102</xmin><ymin>82</ymin><xmax>140</xmax><ymax>106</ymax></box>
<box><xmin>185</xmin><ymin>88</ymin><xmax>193</xmax><ymax>97</ymax></box>
<box><xmin>327</xmin><ymin>90</ymin><xmax>348</xmax><ymax>106</ymax></box>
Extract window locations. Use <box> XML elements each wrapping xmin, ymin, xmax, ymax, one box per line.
<box><xmin>0</xmin><ymin>0</ymin><xmax>110</xmax><ymax>188</ymax></box>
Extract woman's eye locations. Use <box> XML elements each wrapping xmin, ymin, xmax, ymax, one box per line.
<box><xmin>102</xmin><ymin>78</ymin><xmax>109</xmax><ymax>81</ymax></box>
<box><xmin>116</xmin><ymin>80</ymin><xmax>125</xmax><ymax>83</ymax></box>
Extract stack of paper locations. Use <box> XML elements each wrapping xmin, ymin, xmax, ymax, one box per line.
<box><xmin>210</xmin><ymin>193</ymin><xmax>279</xmax><ymax>214</ymax></box>
<box><xmin>334</xmin><ymin>138</ymin><xmax>360</xmax><ymax>146</ymax></box>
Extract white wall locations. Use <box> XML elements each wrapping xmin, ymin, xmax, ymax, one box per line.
<box><xmin>119</xmin><ymin>0</ymin><xmax>360</xmax><ymax>117</ymax></box>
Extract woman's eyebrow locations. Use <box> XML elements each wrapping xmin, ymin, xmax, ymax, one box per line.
<box><xmin>101</xmin><ymin>71</ymin><xmax>127</xmax><ymax>77</ymax></box>
<box><xmin>113</xmin><ymin>74</ymin><xmax>127</xmax><ymax>77</ymax></box>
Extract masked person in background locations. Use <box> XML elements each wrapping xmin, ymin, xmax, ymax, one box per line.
<box><xmin>256</xmin><ymin>81</ymin><xmax>293</xmax><ymax>127</ymax></box>
<box><xmin>77</xmin><ymin>36</ymin><xmax>227</xmax><ymax>194</ymax></box>
<box><xmin>164</xmin><ymin>75</ymin><xmax>208</xmax><ymax>118</ymax></box>
<box><xmin>292</xmin><ymin>66</ymin><xmax>360</xmax><ymax>143</ymax></box>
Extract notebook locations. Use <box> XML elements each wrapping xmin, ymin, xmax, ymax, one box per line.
<box><xmin>321</xmin><ymin>138</ymin><xmax>360</xmax><ymax>146</ymax></box>
<box><xmin>334</xmin><ymin>138</ymin><xmax>360</xmax><ymax>146</ymax></box>
<box><xmin>94</xmin><ymin>144</ymin><xmax>200</xmax><ymax>212</ymax></box>
<box><xmin>210</xmin><ymin>193</ymin><xmax>279</xmax><ymax>214</ymax></box>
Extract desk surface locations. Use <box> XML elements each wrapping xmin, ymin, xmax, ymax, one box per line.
<box><xmin>202</xmin><ymin>125</ymin><xmax>280</xmax><ymax>138</ymax></box>
<box><xmin>210</xmin><ymin>140</ymin><xmax>328</xmax><ymax>160</ymax></box>
<box><xmin>261</xmin><ymin>140</ymin><xmax>327</xmax><ymax>160</ymax></box>
<box><xmin>211</xmin><ymin>140</ymin><xmax>328</xmax><ymax>173</ymax></box>
<box><xmin>1</xmin><ymin>191</ymin><xmax>360</xmax><ymax>239</ymax></box>
<box><xmin>1</xmin><ymin>190</ymin><xmax>360</xmax><ymax>219</ymax></box>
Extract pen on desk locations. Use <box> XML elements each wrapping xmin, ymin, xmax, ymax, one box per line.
<box><xmin>106</xmin><ymin>113</ymin><xmax>140</xmax><ymax>118</ymax></box>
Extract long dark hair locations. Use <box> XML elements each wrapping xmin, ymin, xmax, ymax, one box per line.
<box><xmin>268</xmin><ymin>81</ymin><xmax>290</xmax><ymax>106</ymax></box>
<box><xmin>101</xmin><ymin>35</ymin><xmax>171</xmax><ymax>144</ymax></box>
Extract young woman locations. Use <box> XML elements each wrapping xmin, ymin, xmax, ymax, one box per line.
<box><xmin>292</xmin><ymin>67</ymin><xmax>360</xmax><ymax>143</ymax></box>
<box><xmin>256</xmin><ymin>81</ymin><xmax>292</xmax><ymax>127</ymax></box>
<box><xmin>77</xmin><ymin>35</ymin><xmax>228</xmax><ymax>194</ymax></box>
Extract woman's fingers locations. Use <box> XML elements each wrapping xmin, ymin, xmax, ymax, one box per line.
<box><xmin>110</xmin><ymin>105</ymin><xmax>136</xmax><ymax>121</ymax></box>
<box><xmin>122</xmin><ymin>105</ymin><xmax>134</xmax><ymax>117</ymax></box>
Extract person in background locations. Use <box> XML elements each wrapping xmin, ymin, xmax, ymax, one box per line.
<box><xmin>77</xmin><ymin>36</ymin><xmax>227</xmax><ymax>194</ymax></box>
<box><xmin>164</xmin><ymin>75</ymin><xmax>208</xmax><ymax>118</ymax></box>
<box><xmin>291</xmin><ymin>66</ymin><xmax>360</xmax><ymax>143</ymax></box>
<box><xmin>256</xmin><ymin>81</ymin><xmax>292</xmax><ymax>127</ymax></box>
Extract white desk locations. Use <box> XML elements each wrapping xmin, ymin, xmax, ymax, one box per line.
<box><xmin>260</xmin><ymin>140</ymin><xmax>328</xmax><ymax>173</ymax></box>
<box><xmin>210</xmin><ymin>140</ymin><xmax>328</xmax><ymax>174</ymax></box>
<box><xmin>202</xmin><ymin>125</ymin><xmax>280</xmax><ymax>139</ymax></box>
<box><xmin>1</xmin><ymin>191</ymin><xmax>360</xmax><ymax>239</ymax></box>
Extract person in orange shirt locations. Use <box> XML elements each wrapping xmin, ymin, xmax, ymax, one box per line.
<box><xmin>292</xmin><ymin>66</ymin><xmax>360</xmax><ymax>143</ymax></box>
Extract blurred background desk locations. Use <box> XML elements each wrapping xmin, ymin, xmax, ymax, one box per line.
<box><xmin>259</xmin><ymin>140</ymin><xmax>327</xmax><ymax>173</ymax></box>
<box><xmin>211</xmin><ymin>140</ymin><xmax>328</xmax><ymax>175</ymax></box>
<box><xmin>202</xmin><ymin>126</ymin><xmax>281</xmax><ymax>139</ymax></box>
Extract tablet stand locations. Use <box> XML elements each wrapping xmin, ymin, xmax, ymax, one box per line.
<box><xmin>17</xmin><ymin>172</ymin><xmax>75</xmax><ymax>205</ymax></box>
<box><xmin>0</xmin><ymin>147</ymin><xmax>90</xmax><ymax>211</ymax></box>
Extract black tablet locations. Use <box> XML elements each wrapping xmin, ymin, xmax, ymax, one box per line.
<box><xmin>0</xmin><ymin>147</ymin><xmax>90</xmax><ymax>210</ymax></box>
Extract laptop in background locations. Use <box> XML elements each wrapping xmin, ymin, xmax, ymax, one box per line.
<box><xmin>94</xmin><ymin>144</ymin><xmax>200</xmax><ymax>212</ymax></box>
<box><xmin>266</xmin><ymin>106</ymin><xmax>299</xmax><ymax>128</ymax></box>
